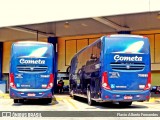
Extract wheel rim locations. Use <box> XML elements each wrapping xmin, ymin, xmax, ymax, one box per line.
<box><xmin>87</xmin><ymin>90</ymin><xmax>91</xmax><ymax>104</ymax></box>
<box><xmin>70</xmin><ymin>90</ymin><xmax>73</xmax><ymax>96</ymax></box>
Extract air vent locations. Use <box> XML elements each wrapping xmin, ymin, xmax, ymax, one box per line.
<box><xmin>17</xmin><ymin>65</ymin><xmax>48</xmax><ymax>73</ymax></box>
<box><xmin>110</xmin><ymin>63</ymin><xmax>145</xmax><ymax>71</ymax></box>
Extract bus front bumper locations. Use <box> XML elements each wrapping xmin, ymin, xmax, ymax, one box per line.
<box><xmin>9</xmin><ymin>88</ymin><xmax>53</xmax><ymax>99</ymax></box>
<box><xmin>99</xmin><ymin>89</ymin><xmax>151</xmax><ymax>102</ymax></box>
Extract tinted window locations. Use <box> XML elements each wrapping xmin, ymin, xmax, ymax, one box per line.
<box><xmin>105</xmin><ymin>37</ymin><xmax>149</xmax><ymax>54</ymax></box>
<box><xmin>12</xmin><ymin>44</ymin><xmax>53</xmax><ymax>57</ymax></box>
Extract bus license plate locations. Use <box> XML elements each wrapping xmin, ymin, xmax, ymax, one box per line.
<box><xmin>124</xmin><ymin>96</ymin><xmax>132</xmax><ymax>99</ymax></box>
<box><xmin>27</xmin><ymin>93</ymin><xmax>35</xmax><ymax>96</ymax></box>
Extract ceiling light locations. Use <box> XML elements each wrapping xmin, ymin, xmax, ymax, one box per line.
<box><xmin>81</xmin><ymin>23</ymin><xmax>88</xmax><ymax>27</ymax></box>
<box><xmin>157</xmin><ymin>12</ymin><xmax>160</xmax><ymax>19</ymax></box>
<box><xmin>64</xmin><ymin>22</ymin><xmax>69</xmax><ymax>28</ymax></box>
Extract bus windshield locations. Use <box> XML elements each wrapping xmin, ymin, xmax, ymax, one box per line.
<box><xmin>12</xmin><ymin>44</ymin><xmax>52</xmax><ymax>57</ymax></box>
<box><xmin>105</xmin><ymin>37</ymin><xmax>149</xmax><ymax>54</ymax></box>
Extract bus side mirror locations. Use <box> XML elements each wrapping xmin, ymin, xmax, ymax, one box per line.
<box><xmin>66</xmin><ymin>66</ymin><xmax>71</xmax><ymax>73</ymax></box>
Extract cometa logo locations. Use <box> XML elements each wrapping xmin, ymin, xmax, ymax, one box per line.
<box><xmin>114</xmin><ymin>55</ymin><xmax>142</xmax><ymax>62</ymax></box>
<box><xmin>19</xmin><ymin>59</ymin><xmax>45</xmax><ymax>64</ymax></box>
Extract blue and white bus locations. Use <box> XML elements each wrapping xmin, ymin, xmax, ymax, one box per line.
<box><xmin>69</xmin><ymin>35</ymin><xmax>151</xmax><ymax>106</ymax></box>
<box><xmin>9</xmin><ymin>41</ymin><xmax>54</xmax><ymax>104</ymax></box>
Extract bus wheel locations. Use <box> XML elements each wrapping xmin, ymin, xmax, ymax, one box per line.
<box><xmin>87</xmin><ymin>89</ymin><xmax>93</xmax><ymax>106</ymax></box>
<box><xmin>41</xmin><ymin>98</ymin><xmax>52</xmax><ymax>104</ymax></box>
<box><xmin>14</xmin><ymin>99</ymin><xmax>19</xmax><ymax>103</ymax></box>
<box><xmin>47</xmin><ymin>98</ymin><xmax>52</xmax><ymax>104</ymax></box>
<box><xmin>119</xmin><ymin>102</ymin><xmax>132</xmax><ymax>107</ymax></box>
<box><xmin>70</xmin><ymin>89</ymin><xmax>74</xmax><ymax>98</ymax></box>
<box><xmin>19</xmin><ymin>99</ymin><xmax>24</xmax><ymax>103</ymax></box>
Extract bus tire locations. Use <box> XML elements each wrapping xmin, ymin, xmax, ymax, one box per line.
<box><xmin>19</xmin><ymin>99</ymin><xmax>24</xmax><ymax>103</ymax></box>
<box><xmin>14</xmin><ymin>99</ymin><xmax>19</xmax><ymax>103</ymax></box>
<box><xmin>41</xmin><ymin>98</ymin><xmax>52</xmax><ymax>104</ymax></box>
<box><xmin>70</xmin><ymin>89</ymin><xmax>73</xmax><ymax>97</ymax></box>
<box><xmin>119</xmin><ymin>102</ymin><xmax>132</xmax><ymax>107</ymax></box>
<box><xmin>47</xmin><ymin>98</ymin><xmax>52</xmax><ymax>104</ymax></box>
<box><xmin>87</xmin><ymin>89</ymin><xmax>94</xmax><ymax>106</ymax></box>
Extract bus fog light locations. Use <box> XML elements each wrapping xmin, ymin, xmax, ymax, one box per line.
<box><xmin>113</xmin><ymin>95</ymin><xmax>120</xmax><ymax>98</ymax></box>
<box><xmin>10</xmin><ymin>83</ymin><xmax>14</xmax><ymax>86</ymax></box>
<box><xmin>50</xmin><ymin>83</ymin><xmax>53</xmax><ymax>87</ymax></box>
<box><xmin>11</xmin><ymin>93</ymin><xmax>15</xmax><ymax>96</ymax></box>
<box><xmin>148</xmin><ymin>84</ymin><xmax>151</xmax><ymax>88</ymax></box>
<box><xmin>116</xmin><ymin>95</ymin><xmax>120</xmax><ymax>97</ymax></box>
<box><xmin>136</xmin><ymin>95</ymin><xmax>140</xmax><ymax>97</ymax></box>
<box><xmin>102</xmin><ymin>83</ymin><xmax>107</xmax><ymax>87</ymax></box>
<box><xmin>42</xmin><ymin>84</ymin><xmax>47</xmax><ymax>88</ymax></box>
<box><xmin>105</xmin><ymin>96</ymin><xmax>109</xmax><ymax>98</ymax></box>
<box><xmin>47</xmin><ymin>93</ymin><xmax>52</xmax><ymax>97</ymax></box>
<box><xmin>146</xmin><ymin>96</ymin><xmax>150</xmax><ymax>99</ymax></box>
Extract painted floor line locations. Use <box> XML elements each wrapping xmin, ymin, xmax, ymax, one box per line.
<box><xmin>66</xmin><ymin>99</ymin><xmax>78</xmax><ymax>110</ymax></box>
<box><xmin>1</xmin><ymin>93</ymin><xmax>160</xmax><ymax>103</ymax></box>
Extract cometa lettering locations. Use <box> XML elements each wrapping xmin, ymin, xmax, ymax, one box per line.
<box><xmin>114</xmin><ymin>55</ymin><xmax>142</xmax><ymax>62</ymax></box>
<box><xmin>19</xmin><ymin>59</ymin><xmax>45</xmax><ymax>64</ymax></box>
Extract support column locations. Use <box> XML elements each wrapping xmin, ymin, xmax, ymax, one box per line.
<box><xmin>118</xmin><ymin>31</ymin><xmax>131</xmax><ymax>34</ymax></box>
<box><xmin>48</xmin><ymin>37</ymin><xmax>58</xmax><ymax>93</ymax></box>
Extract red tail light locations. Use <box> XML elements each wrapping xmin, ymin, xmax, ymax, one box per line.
<box><xmin>9</xmin><ymin>73</ymin><xmax>16</xmax><ymax>88</ymax></box>
<box><xmin>46</xmin><ymin>74</ymin><xmax>54</xmax><ymax>89</ymax></box>
<box><xmin>144</xmin><ymin>72</ymin><xmax>151</xmax><ymax>90</ymax></box>
<box><xmin>102</xmin><ymin>72</ymin><xmax>111</xmax><ymax>90</ymax></box>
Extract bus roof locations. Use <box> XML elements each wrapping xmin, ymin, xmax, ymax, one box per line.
<box><xmin>13</xmin><ymin>41</ymin><xmax>50</xmax><ymax>45</ymax></box>
<box><xmin>106</xmin><ymin>34</ymin><xmax>146</xmax><ymax>38</ymax></box>
<box><xmin>71</xmin><ymin>34</ymin><xmax>148</xmax><ymax>59</ymax></box>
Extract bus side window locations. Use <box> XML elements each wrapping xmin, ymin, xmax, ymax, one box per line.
<box><xmin>90</xmin><ymin>54</ymin><xmax>97</xmax><ymax>60</ymax></box>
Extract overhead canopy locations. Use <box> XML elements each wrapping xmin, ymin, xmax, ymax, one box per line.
<box><xmin>0</xmin><ymin>0</ymin><xmax>159</xmax><ymax>28</ymax></box>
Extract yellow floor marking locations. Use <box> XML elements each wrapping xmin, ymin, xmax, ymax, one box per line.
<box><xmin>1</xmin><ymin>93</ymin><xmax>160</xmax><ymax>104</ymax></box>
<box><xmin>66</xmin><ymin>98</ymin><xmax>78</xmax><ymax>110</ymax></box>
<box><xmin>0</xmin><ymin>93</ymin><xmax>10</xmax><ymax>99</ymax></box>
<box><xmin>149</xmin><ymin>97</ymin><xmax>160</xmax><ymax>102</ymax></box>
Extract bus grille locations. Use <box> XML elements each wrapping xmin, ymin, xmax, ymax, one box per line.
<box><xmin>110</xmin><ymin>63</ymin><xmax>145</xmax><ymax>71</ymax></box>
<box><xmin>17</xmin><ymin>66</ymin><xmax>48</xmax><ymax>73</ymax></box>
